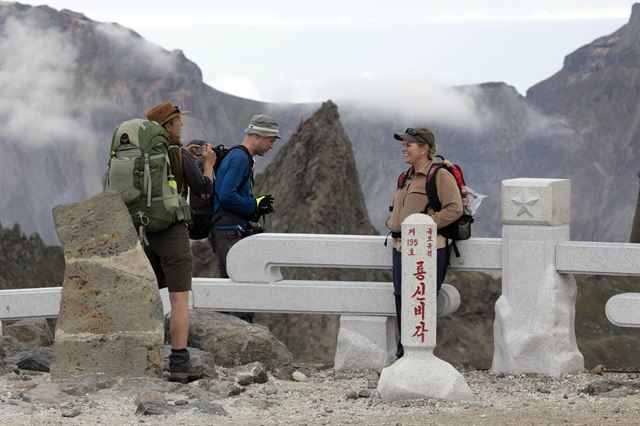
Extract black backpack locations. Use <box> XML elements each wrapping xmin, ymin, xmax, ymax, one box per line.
<box><xmin>187</xmin><ymin>144</ymin><xmax>253</xmax><ymax>240</ymax></box>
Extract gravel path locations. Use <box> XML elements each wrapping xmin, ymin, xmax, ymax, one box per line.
<box><xmin>1</xmin><ymin>366</ymin><xmax>639</xmax><ymax>425</ymax></box>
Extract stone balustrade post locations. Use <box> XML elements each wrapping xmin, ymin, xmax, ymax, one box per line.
<box><xmin>492</xmin><ymin>178</ymin><xmax>584</xmax><ymax>376</ymax></box>
<box><xmin>377</xmin><ymin>214</ymin><xmax>472</xmax><ymax>401</ymax></box>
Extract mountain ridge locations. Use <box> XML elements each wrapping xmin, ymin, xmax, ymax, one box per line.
<box><xmin>1</xmin><ymin>1</ymin><xmax>638</xmax><ymax>244</ymax></box>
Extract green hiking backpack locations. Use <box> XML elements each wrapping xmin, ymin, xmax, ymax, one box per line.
<box><xmin>104</xmin><ymin>118</ymin><xmax>191</xmax><ymax>243</ymax></box>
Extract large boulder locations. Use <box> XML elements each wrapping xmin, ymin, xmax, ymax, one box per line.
<box><xmin>49</xmin><ymin>191</ymin><xmax>164</xmax><ymax>379</ymax></box>
<box><xmin>0</xmin><ymin>335</ymin><xmax>26</xmax><ymax>359</ymax></box>
<box><xmin>186</xmin><ymin>311</ymin><xmax>293</xmax><ymax>371</ymax></box>
<box><xmin>4</xmin><ymin>318</ymin><xmax>54</xmax><ymax>348</ymax></box>
<box><xmin>6</xmin><ymin>347</ymin><xmax>52</xmax><ymax>372</ymax></box>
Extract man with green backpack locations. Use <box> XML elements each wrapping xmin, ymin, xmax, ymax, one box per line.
<box><xmin>106</xmin><ymin>102</ymin><xmax>214</xmax><ymax>382</ymax></box>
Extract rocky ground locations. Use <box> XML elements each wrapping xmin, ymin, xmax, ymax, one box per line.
<box><xmin>1</xmin><ymin>363</ymin><xmax>639</xmax><ymax>425</ymax></box>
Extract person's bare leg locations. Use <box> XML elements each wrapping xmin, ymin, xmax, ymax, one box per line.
<box><xmin>169</xmin><ymin>291</ymin><xmax>190</xmax><ymax>349</ymax></box>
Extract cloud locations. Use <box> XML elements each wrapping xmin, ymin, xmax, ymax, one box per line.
<box><xmin>0</xmin><ymin>16</ymin><xmax>107</xmax><ymax>201</ymax></box>
<box><xmin>436</xmin><ymin>8</ymin><xmax>631</xmax><ymax>23</ymax></box>
<box><xmin>95</xmin><ymin>22</ymin><xmax>178</xmax><ymax>77</ymax></box>
<box><xmin>211</xmin><ymin>74</ymin><xmax>263</xmax><ymax>100</ymax></box>
<box><xmin>283</xmin><ymin>72</ymin><xmax>489</xmax><ymax>130</ymax></box>
<box><xmin>0</xmin><ymin>17</ymin><xmax>89</xmax><ymax>147</ymax></box>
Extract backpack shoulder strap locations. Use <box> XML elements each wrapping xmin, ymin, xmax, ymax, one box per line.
<box><xmin>425</xmin><ymin>163</ymin><xmax>443</xmax><ymax>212</ymax></box>
<box><xmin>228</xmin><ymin>145</ymin><xmax>254</xmax><ymax>189</ymax></box>
<box><xmin>397</xmin><ymin>167</ymin><xmax>413</xmax><ymax>189</ymax></box>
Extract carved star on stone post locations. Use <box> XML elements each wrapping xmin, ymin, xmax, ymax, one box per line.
<box><xmin>510</xmin><ymin>193</ymin><xmax>539</xmax><ymax>217</ymax></box>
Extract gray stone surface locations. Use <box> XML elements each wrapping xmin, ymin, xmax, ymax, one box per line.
<box><xmin>203</xmin><ymin>380</ymin><xmax>246</xmax><ymax>398</ymax></box>
<box><xmin>191</xmin><ymin>400</ymin><xmax>228</xmax><ymax>416</ymax></box>
<box><xmin>4</xmin><ymin>318</ymin><xmax>54</xmax><ymax>349</ymax></box>
<box><xmin>581</xmin><ymin>380</ymin><xmax>640</xmax><ymax>397</ymax></box>
<box><xmin>224</xmin><ymin>362</ymin><xmax>268</xmax><ymax>386</ymax></box>
<box><xmin>334</xmin><ymin>316</ymin><xmax>396</xmax><ymax>370</ymax></box>
<box><xmin>6</xmin><ymin>347</ymin><xmax>51</xmax><ymax>372</ymax></box>
<box><xmin>135</xmin><ymin>389</ymin><xmax>167</xmax><ymax>405</ymax></box>
<box><xmin>21</xmin><ymin>382</ymin><xmax>74</xmax><ymax>406</ymax></box>
<box><xmin>50</xmin><ymin>191</ymin><xmax>164</xmax><ymax>379</ymax></box>
<box><xmin>493</xmin><ymin>224</ymin><xmax>584</xmax><ymax>377</ymax></box>
<box><xmin>55</xmin><ymin>373</ymin><xmax>117</xmax><ymax>395</ymax></box>
<box><xmin>0</xmin><ymin>335</ymin><xmax>26</xmax><ymax>359</ymax></box>
<box><xmin>292</xmin><ymin>371</ymin><xmax>308</xmax><ymax>382</ymax></box>
<box><xmin>187</xmin><ymin>311</ymin><xmax>292</xmax><ymax>371</ymax></box>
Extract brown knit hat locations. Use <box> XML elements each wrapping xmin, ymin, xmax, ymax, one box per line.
<box><xmin>146</xmin><ymin>102</ymin><xmax>189</xmax><ymax>126</ymax></box>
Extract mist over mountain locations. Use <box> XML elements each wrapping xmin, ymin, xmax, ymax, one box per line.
<box><xmin>527</xmin><ymin>3</ymin><xmax>640</xmax><ymax>240</ymax></box>
<box><xmin>1</xmin><ymin>1</ymin><xmax>639</xmax><ymax>244</ymax></box>
<box><xmin>0</xmin><ymin>2</ymin><xmax>315</xmax><ymax>243</ymax></box>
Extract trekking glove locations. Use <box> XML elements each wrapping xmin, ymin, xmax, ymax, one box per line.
<box><xmin>255</xmin><ymin>195</ymin><xmax>275</xmax><ymax>215</ymax></box>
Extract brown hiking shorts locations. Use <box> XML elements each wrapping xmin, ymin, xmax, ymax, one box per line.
<box><xmin>145</xmin><ymin>222</ymin><xmax>193</xmax><ymax>293</ymax></box>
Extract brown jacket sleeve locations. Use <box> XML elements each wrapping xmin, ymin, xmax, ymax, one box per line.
<box><xmin>429</xmin><ymin>169</ymin><xmax>463</xmax><ymax>229</ymax></box>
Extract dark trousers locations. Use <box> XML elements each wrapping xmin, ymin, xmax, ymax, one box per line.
<box><xmin>393</xmin><ymin>246</ymin><xmax>450</xmax><ymax>358</ymax></box>
<box><xmin>210</xmin><ymin>229</ymin><xmax>244</xmax><ymax>278</ymax></box>
<box><xmin>210</xmin><ymin>229</ymin><xmax>254</xmax><ymax>323</ymax></box>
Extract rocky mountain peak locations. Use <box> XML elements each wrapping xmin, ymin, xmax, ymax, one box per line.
<box><xmin>254</xmin><ymin>101</ymin><xmax>377</xmax><ymax>236</ymax></box>
<box><xmin>60</xmin><ymin>8</ymin><xmax>90</xmax><ymax>22</ymax></box>
<box><xmin>631</xmin><ymin>3</ymin><xmax>640</xmax><ymax>23</ymax></box>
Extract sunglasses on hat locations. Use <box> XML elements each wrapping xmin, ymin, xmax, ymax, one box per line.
<box><xmin>405</xmin><ymin>128</ymin><xmax>431</xmax><ymax>145</ymax></box>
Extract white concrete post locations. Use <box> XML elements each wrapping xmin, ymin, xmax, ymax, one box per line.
<box><xmin>493</xmin><ymin>178</ymin><xmax>584</xmax><ymax>376</ymax></box>
<box><xmin>334</xmin><ymin>316</ymin><xmax>397</xmax><ymax>369</ymax></box>
<box><xmin>378</xmin><ymin>214</ymin><xmax>472</xmax><ymax>401</ymax></box>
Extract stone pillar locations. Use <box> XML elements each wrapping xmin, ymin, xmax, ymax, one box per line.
<box><xmin>377</xmin><ymin>214</ymin><xmax>472</xmax><ymax>401</ymax></box>
<box><xmin>493</xmin><ymin>179</ymin><xmax>584</xmax><ymax>376</ymax></box>
<box><xmin>50</xmin><ymin>191</ymin><xmax>164</xmax><ymax>379</ymax></box>
<box><xmin>334</xmin><ymin>315</ymin><xmax>396</xmax><ymax>370</ymax></box>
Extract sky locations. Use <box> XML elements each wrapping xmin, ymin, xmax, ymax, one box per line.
<box><xmin>13</xmin><ymin>1</ymin><xmax>638</xmax><ymax>103</ymax></box>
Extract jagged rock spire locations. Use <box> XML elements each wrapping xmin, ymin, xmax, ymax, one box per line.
<box><xmin>254</xmin><ymin>100</ymin><xmax>378</xmax><ymax>236</ymax></box>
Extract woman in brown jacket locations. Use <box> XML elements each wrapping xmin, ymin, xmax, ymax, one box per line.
<box><xmin>386</xmin><ymin>127</ymin><xmax>463</xmax><ymax>358</ymax></box>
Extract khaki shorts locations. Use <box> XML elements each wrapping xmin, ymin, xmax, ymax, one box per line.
<box><xmin>145</xmin><ymin>222</ymin><xmax>193</xmax><ymax>293</ymax></box>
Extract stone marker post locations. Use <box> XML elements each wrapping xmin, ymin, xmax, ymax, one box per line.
<box><xmin>493</xmin><ymin>178</ymin><xmax>584</xmax><ymax>376</ymax></box>
<box><xmin>377</xmin><ymin>214</ymin><xmax>472</xmax><ymax>401</ymax></box>
<box><xmin>50</xmin><ymin>191</ymin><xmax>164</xmax><ymax>379</ymax></box>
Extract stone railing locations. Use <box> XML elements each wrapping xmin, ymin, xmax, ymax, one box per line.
<box><xmin>1</xmin><ymin>178</ymin><xmax>639</xmax><ymax>377</ymax></box>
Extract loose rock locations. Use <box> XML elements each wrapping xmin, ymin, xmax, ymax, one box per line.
<box><xmin>184</xmin><ymin>311</ymin><xmax>293</xmax><ymax>371</ymax></box>
<box><xmin>358</xmin><ymin>389</ymin><xmax>371</xmax><ymax>398</ymax></box>
<box><xmin>56</xmin><ymin>373</ymin><xmax>117</xmax><ymax>396</ymax></box>
<box><xmin>61</xmin><ymin>406</ymin><xmax>81</xmax><ymax>418</ymax></box>
<box><xmin>4</xmin><ymin>318</ymin><xmax>54</xmax><ymax>349</ymax></box>
<box><xmin>346</xmin><ymin>390</ymin><xmax>359</xmax><ymax>400</ymax></box>
<box><xmin>225</xmin><ymin>362</ymin><xmax>268</xmax><ymax>386</ymax></box>
<box><xmin>265</xmin><ymin>382</ymin><xmax>278</xmax><ymax>395</ymax></box>
<box><xmin>292</xmin><ymin>371</ymin><xmax>308</xmax><ymax>382</ymax></box>
<box><xmin>6</xmin><ymin>347</ymin><xmax>51</xmax><ymax>372</ymax></box>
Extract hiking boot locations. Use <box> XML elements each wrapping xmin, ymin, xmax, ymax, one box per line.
<box><xmin>168</xmin><ymin>365</ymin><xmax>205</xmax><ymax>384</ymax></box>
<box><xmin>168</xmin><ymin>348</ymin><xmax>204</xmax><ymax>383</ymax></box>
